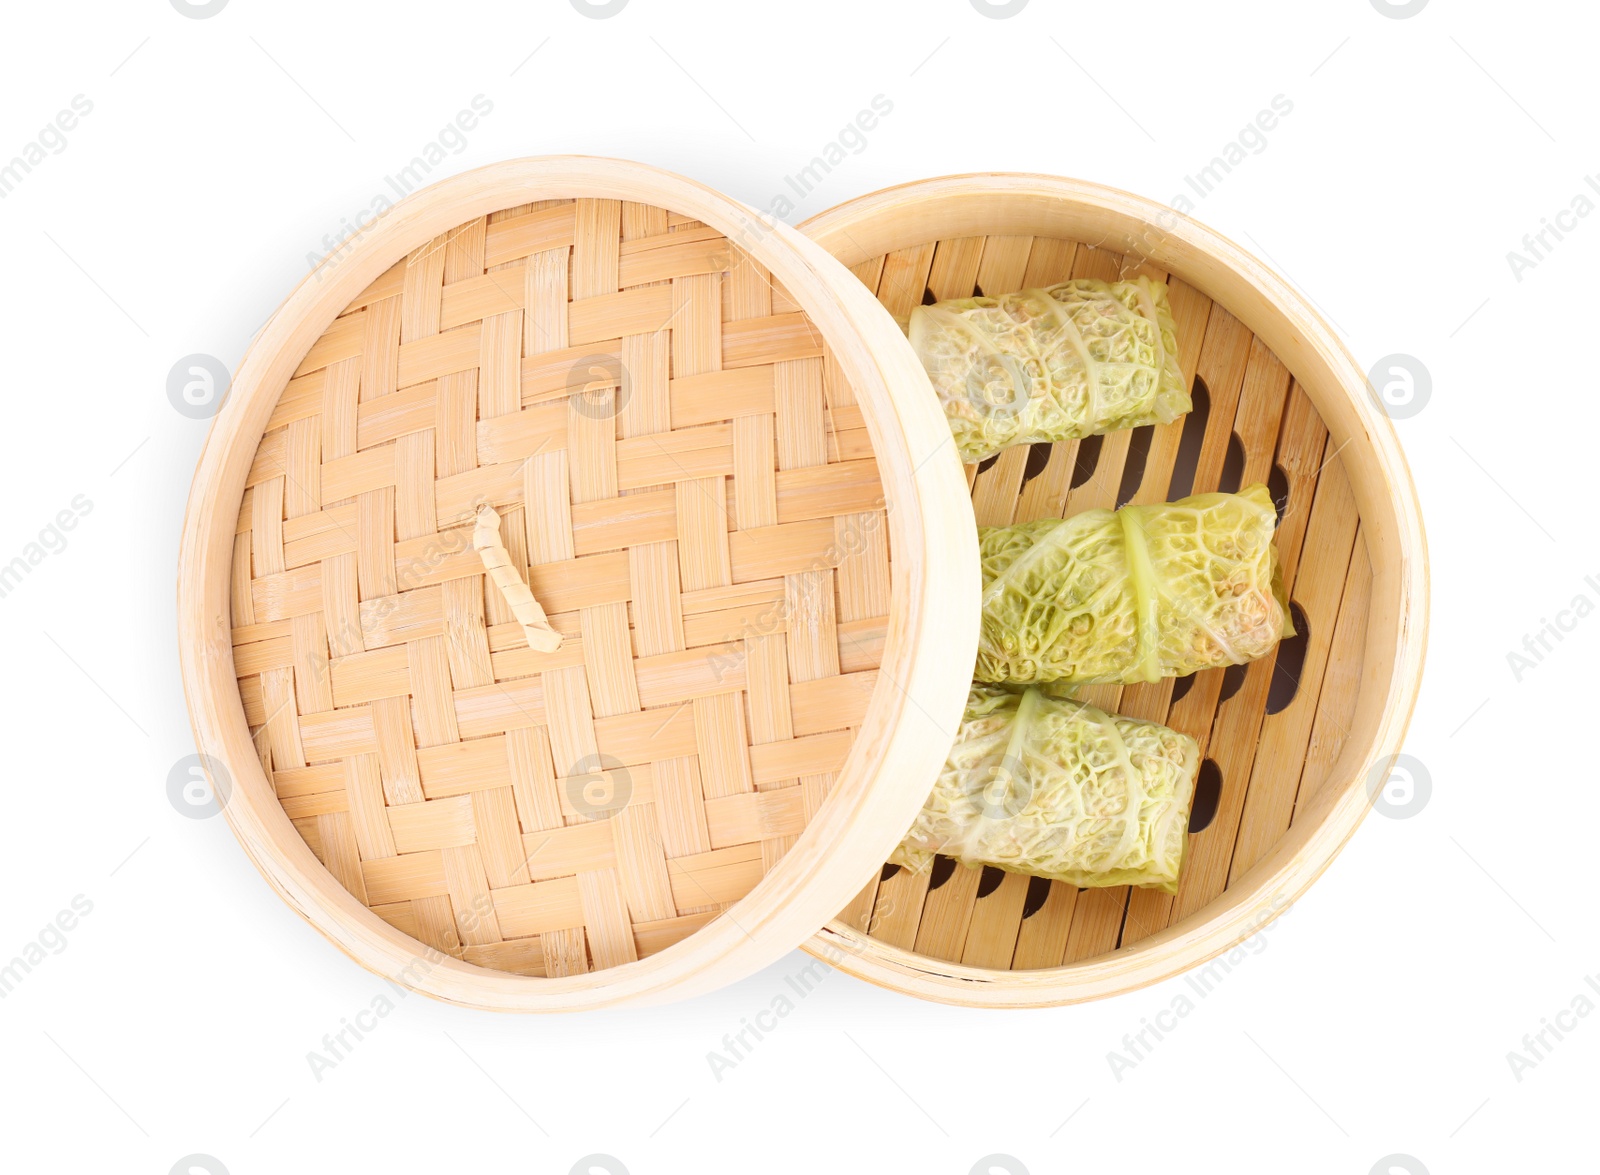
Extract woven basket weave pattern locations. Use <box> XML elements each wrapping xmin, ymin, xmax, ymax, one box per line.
<box><xmin>230</xmin><ymin>198</ymin><xmax>892</xmax><ymax>977</ymax></box>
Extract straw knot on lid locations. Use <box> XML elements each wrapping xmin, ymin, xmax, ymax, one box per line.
<box><xmin>473</xmin><ymin>503</ymin><xmax>562</xmax><ymax>654</ymax></box>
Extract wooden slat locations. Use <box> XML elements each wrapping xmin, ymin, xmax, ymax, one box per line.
<box><xmin>1296</xmin><ymin>531</ymin><xmax>1371</xmax><ymax>816</ymax></box>
<box><xmin>1229</xmin><ymin>395</ymin><xmax>1353</xmax><ymax>879</ymax></box>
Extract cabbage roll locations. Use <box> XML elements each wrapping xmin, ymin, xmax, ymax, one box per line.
<box><xmin>892</xmin><ymin>685</ymin><xmax>1200</xmax><ymax>893</ymax></box>
<box><xmin>909</xmin><ymin>277</ymin><xmax>1189</xmax><ymax>464</ymax></box>
<box><xmin>977</xmin><ymin>484</ymin><xmax>1292</xmax><ymax>686</ymax></box>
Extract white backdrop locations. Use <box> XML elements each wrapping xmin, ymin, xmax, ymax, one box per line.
<box><xmin>1</xmin><ymin>1</ymin><xmax>1591</xmax><ymax>1171</ymax></box>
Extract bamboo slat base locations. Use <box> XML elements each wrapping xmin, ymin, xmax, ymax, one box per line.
<box><xmin>801</xmin><ymin>176</ymin><xmax>1427</xmax><ymax>1007</ymax></box>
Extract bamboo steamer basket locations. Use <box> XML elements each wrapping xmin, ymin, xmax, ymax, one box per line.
<box><xmin>176</xmin><ymin>157</ymin><xmax>981</xmax><ymax>1012</ymax></box>
<box><xmin>799</xmin><ymin>174</ymin><xmax>1428</xmax><ymax>1007</ymax></box>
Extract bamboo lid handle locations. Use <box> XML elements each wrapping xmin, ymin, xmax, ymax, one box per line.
<box><xmin>472</xmin><ymin>504</ymin><xmax>563</xmax><ymax>653</ymax></box>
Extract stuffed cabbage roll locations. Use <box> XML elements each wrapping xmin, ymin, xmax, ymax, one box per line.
<box><xmin>977</xmin><ymin>484</ymin><xmax>1292</xmax><ymax>686</ymax></box>
<box><xmin>909</xmin><ymin>277</ymin><xmax>1189</xmax><ymax>464</ymax></box>
<box><xmin>892</xmin><ymin>685</ymin><xmax>1200</xmax><ymax>893</ymax></box>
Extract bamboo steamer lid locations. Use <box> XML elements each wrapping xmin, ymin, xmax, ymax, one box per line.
<box><xmin>177</xmin><ymin>157</ymin><xmax>979</xmax><ymax>1011</ymax></box>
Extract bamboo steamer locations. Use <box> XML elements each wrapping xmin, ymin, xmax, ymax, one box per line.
<box><xmin>176</xmin><ymin>157</ymin><xmax>980</xmax><ymax>1012</ymax></box>
<box><xmin>798</xmin><ymin>174</ymin><xmax>1428</xmax><ymax>1006</ymax></box>
<box><xmin>178</xmin><ymin>160</ymin><xmax>1427</xmax><ymax>1013</ymax></box>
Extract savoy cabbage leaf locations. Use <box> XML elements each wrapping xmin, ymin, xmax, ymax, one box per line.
<box><xmin>976</xmin><ymin>484</ymin><xmax>1292</xmax><ymax>685</ymax></box>
<box><xmin>892</xmin><ymin>685</ymin><xmax>1200</xmax><ymax>893</ymax></box>
<box><xmin>909</xmin><ymin>276</ymin><xmax>1190</xmax><ymax>464</ymax></box>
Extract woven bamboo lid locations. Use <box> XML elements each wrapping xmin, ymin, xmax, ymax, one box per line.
<box><xmin>177</xmin><ymin>157</ymin><xmax>979</xmax><ymax>1011</ymax></box>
